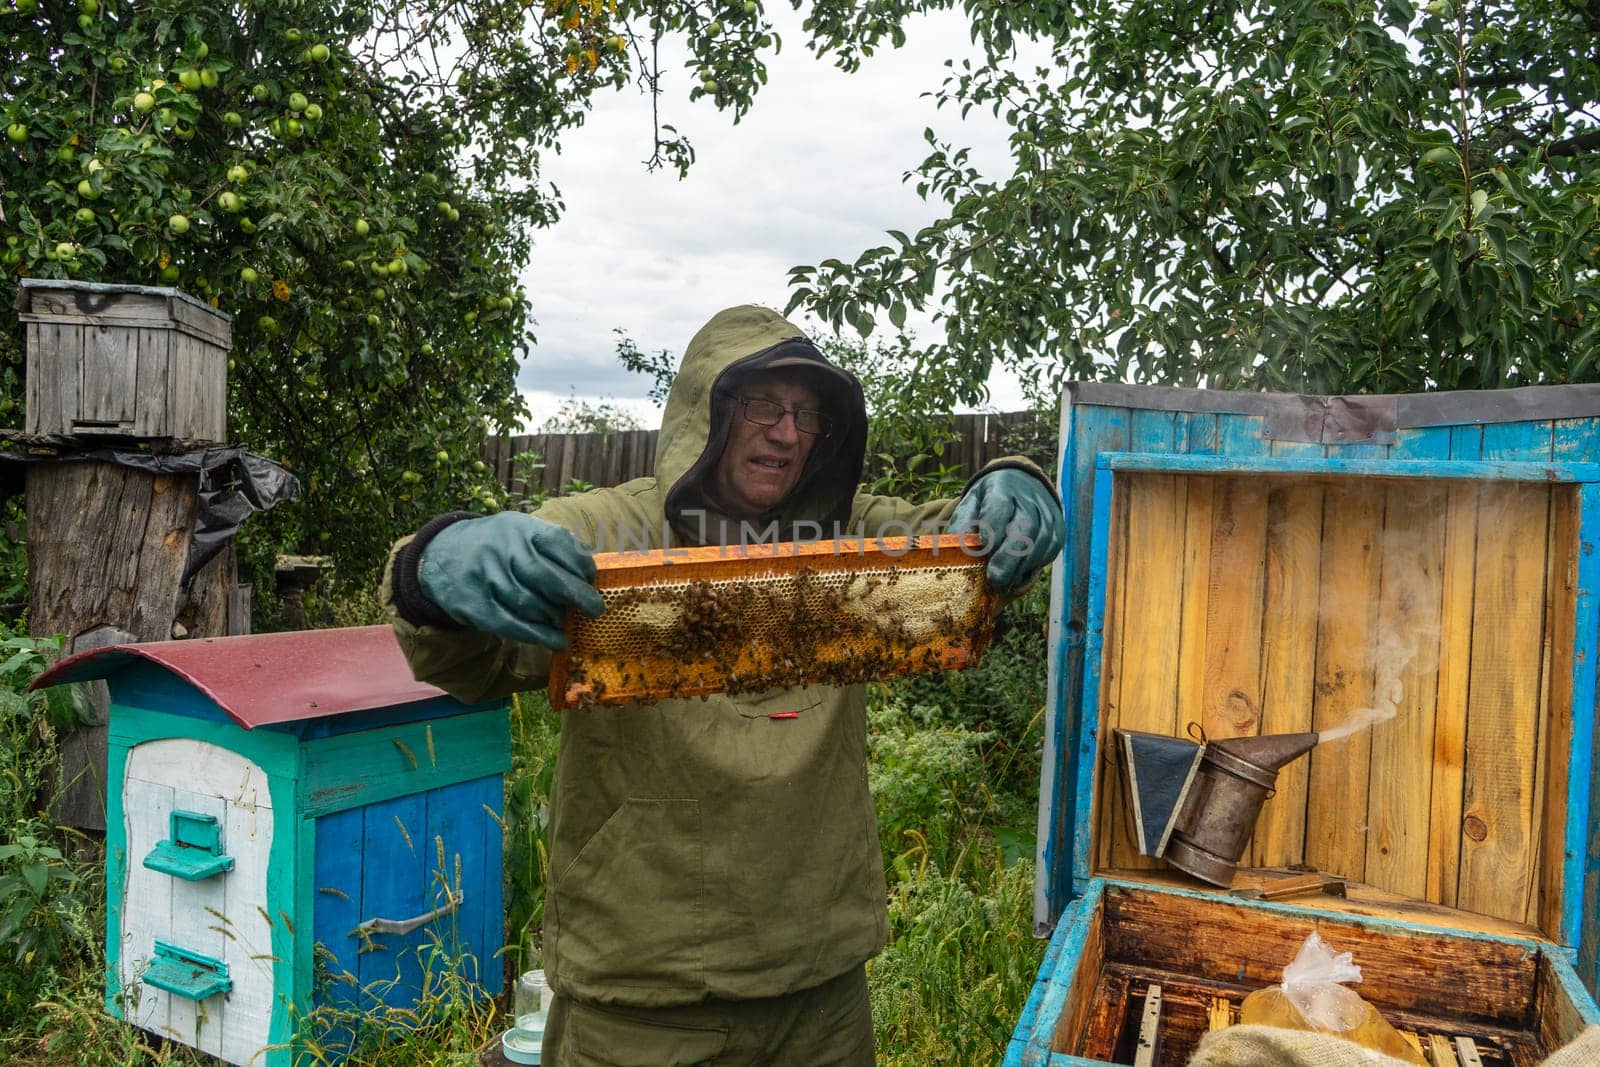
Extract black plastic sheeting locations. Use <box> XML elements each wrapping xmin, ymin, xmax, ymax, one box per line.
<box><xmin>0</xmin><ymin>445</ymin><xmax>300</xmax><ymax>587</ymax></box>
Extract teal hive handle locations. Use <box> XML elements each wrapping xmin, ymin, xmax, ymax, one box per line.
<box><xmin>142</xmin><ymin>810</ymin><xmax>235</xmax><ymax>882</ymax></box>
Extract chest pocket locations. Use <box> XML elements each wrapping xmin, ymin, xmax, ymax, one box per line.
<box><xmin>734</xmin><ymin>684</ymin><xmax>826</xmax><ymax>719</ymax></box>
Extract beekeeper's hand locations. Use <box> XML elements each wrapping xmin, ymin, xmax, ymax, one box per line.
<box><xmin>950</xmin><ymin>468</ymin><xmax>1066</xmax><ymax>592</ymax></box>
<box><xmin>419</xmin><ymin>513</ymin><xmax>604</xmax><ymax>648</ymax></box>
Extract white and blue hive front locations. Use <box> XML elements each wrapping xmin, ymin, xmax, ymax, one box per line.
<box><xmin>33</xmin><ymin>625</ymin><xmax>510</xmax><ymax>1066</ymax></box>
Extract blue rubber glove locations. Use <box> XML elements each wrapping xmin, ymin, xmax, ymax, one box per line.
<box><xmin>949</xmin><ymin>468</ymin><xmax>1066</xmax><ymax>592</ymax></box>
<box><xmin>418</xmin><ymin>513</ymin><xmax>604</xmax><ymax>648</ymax></box>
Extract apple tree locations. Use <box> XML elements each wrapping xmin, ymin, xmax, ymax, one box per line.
<box><xmin>788</xmin><ymin>0</ymin><xmax>1600</xmax><ymax>401</ymax></box>
<box><xmin>0</xmin><ymin>0</ymin><xmax>783</xmax><ymax>586</ymax></box>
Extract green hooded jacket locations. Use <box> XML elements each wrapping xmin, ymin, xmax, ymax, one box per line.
<box><xmin>382</xmin><ymin>306</ymin><xmax>1048</xmax><ymax>1007</ymax></box>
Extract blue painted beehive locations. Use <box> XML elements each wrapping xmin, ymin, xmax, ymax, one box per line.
<box><xmin>34</xmin><ymin>625</ymin><xmax>509</xmax><ymax>1066</ymax></box>
<box><xmin>1008</xmin><ymin>383</ymin><xmax>1600</xmax><ymax>1064</ymax></box>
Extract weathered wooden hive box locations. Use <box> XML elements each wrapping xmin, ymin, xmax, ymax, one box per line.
<box><xmin>1007</xmin><ymin>383</ymin><xmax>1600</xmax><ymax>1065</ymax></box>
<box><xmin>15</xmin><ymin>278</ymin><xmax>229</xmax><ymax>441</ymax></box>
<box><xmin>33</xmin><ymin>625</ymin><xmax>509</xmax><ymax>1066</ymax></box>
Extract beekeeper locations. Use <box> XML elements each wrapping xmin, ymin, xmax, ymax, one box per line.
<box><xmin>381</xmin><ymin>305</ymin><xmax>1065</xmax><ymax>1066</ymax></box>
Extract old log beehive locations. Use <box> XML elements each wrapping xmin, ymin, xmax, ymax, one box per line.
<box><xmin>16</xmin><ymin>278</ymin><xmax>229</xmax><ymax>441</ymax></box>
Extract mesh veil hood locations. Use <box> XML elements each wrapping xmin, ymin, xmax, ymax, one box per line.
<box><xmin>657</xmin><ymin>306</ymin><xmax>867</xmax><ymax>543</ymax></box>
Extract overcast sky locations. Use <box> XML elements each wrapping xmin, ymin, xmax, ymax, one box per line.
<box><xmin>515</xmin><ymin>7</ymin><xmax>1028</xmax><ymax>431</ymax></box>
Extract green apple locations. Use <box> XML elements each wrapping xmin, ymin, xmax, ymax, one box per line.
<box><xmin>288</xmin><ymin>91</ymin><xmax>308</xmax><ymax>112</ymax></box>
<box><xmin>200</xmin><ymin>69</ymin><xmax>218</xmax><ymax>89</ymax></box>
<box><xmin>240</xmin><ymin>266</ymin><xmax>259</xmax><ymax>283</ymax></box>
<box><xmin>77</xmin><ymin>13</ymin><xmax>92</xmax><ymax>30</ymax></box>
<box><xmin>196</xmin><ymin>41</ymin><xmax>209</xmax><ymax>59</ymax></box>
<box><xmin>387</xmin><ymin>258</ymin><xmax>407</xmax><ymax>275</ymax></box>
<box><xmin>367</xmin><ymin>313</ymin><xmax>381</xmax><ymax>327</ymax></box>
<box><xmin>179</xmin><ymin>69</ymin><xmax>202</xmax><ymax>91</ymax></box>
<box><xmin>159</xmin><ymin>264</ymin><xmax>180</xmax><ymax>282</ymax></box>
<box><xmin>74</xmin><ymin>207</ymin><xmax>95</xmax><ymax>223</ymax></box>
<box><xmin>56</xmin><ymin>145</ymin><xmax>77</xmax><ymax>163</ymax></box>
<box><xmin>227</xmin><ymin>164</ymin><xmax>248</xmax><ymax>183</ymax></box>
<box><xmin>76</xmin><ymin>179</ymin><xmax>98</xmax><ymax>199</ymax></box>
<box><xmin>222</xmin><ymin>111</ymin><xmax>242</xmax><ymax>127</ymax></box>
<box><xmin>168</xmin><ymin>213</ymin><xmax>190</xmax><ymax>234</ymax></box>
<box><xmin>251</xmin><ymin>83</ymin><xmax>270</xmax><ymax>101</ymax></box>
<box><xmin>370</xmin><ymin>286</ymin><xmax>386</xmax><ymax>301</ymax></box>
<box><xmin>435</xmin><ymin>450</ymin><xmax>450</xmax><ymax>463</ymax></box>
<box><xmin>80</xmin><ymin>0</ymin><xmax>98</xmax><ymax>13</ymax></box>
<box><xmin>284</xmin><ymin>27</ymin><xmax>302</xmax><ymax>42</ymax></box>
<box><xmin>85</xmin><ymin>157</ymin><xmax>103</xmax><ymax>173</ymax></box>
<box><xmin>258</xmin><ymin>314</ymin><xmax>279</xmax><ymax>333</ymax></box>
<box><xmin>354</xmin><ymin>218</ymin><xmax>370</xmax><ymax>236</ymax></box>
<box><xmin>5</xmin><ymin>123</ymin><xmax>27</xmax><ymax>143</ymax></box>
<box><xmin>218</xmin><ymin>191</ymin><xmax>242</xmax><ymax>212</ymax></box>
<box><xmin>310</xmin><ymin>43</ymin><xmax>330</xmax><ymax>62</ymax></box>
<box><xmin>55</xmin><ymin>240</ymin><xmax>76</xmax><ymax>258</ymax></box>
<box><xmin>303</xmin><ymin>103</ymin><xmax>322</xmax><ymax>121</ymax></box>
<box><xmin>15</xmin><ymin>0</ymin><xmax>37</xmax><ymax>13</ymax></box>
<box><xmin>743</xmin><ymin>0</ymin><xmax>757</xmax><ymax>12</ymax></box>
<box><xmin>132</xmin><ymin>90</ymin><xmax>155</xmax><ymax>112</ymax></box>
<box><xmin>285</xmin><ymin>117</ymin><xmax>303</xmax><ymax>137</ymax></box>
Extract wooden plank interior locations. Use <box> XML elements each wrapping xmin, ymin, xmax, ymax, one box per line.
<box><xmin>1533</xmin><ymin>951</ymin><xmax>1589</xmax><ymax>1054</ymax></box>
<box><xmin>1533</xmin><ymin>487</ymin><xmax>1577</xmax><ymax>932</ymax></box>
<box><xmin>1053</xmin><ymin>893</ymin><xmax>1109</xmax><ymax>1055</ymax></box>
<box><xmin>1457</xmin><ymin>482</ymin><xmax>1550</xmax><ymax>921</ymax></box>
<box><xmin>1428</xmin><ymin>480</ymin><xmax>1479</xmax><ymax>906</ymax></box>
<box><xmin>1101</xmin><ymin>470</ymin><xmax>1185</xmax><ymax>870</ymax></box>
<box><xmin>1100</xmin><ymin>869</ymin><xmax>1545</xmax><ymax>941</ymax></box>
<box><xmin>1250</xmin><ymin>481</ymin><xmax>1323</xmax><ymax>868</ymax></box>
<box><xmin>1096</xmin><ymin>470</ymin><xmax>1576</xmax><ymax>934</ymax></box>
<box><xmin>1200</xmin><ymin>477</ymin><xmax>1268</xmax><ymax>741</ymax></box>
<box><xmin>1099</xmin><ymin>886</ymin><xmax>1540</xmax><ymax>1027</ymax></box>
<box><xmin>1093</xmin><ymin>475</ymin><xmax>1134</xmax><ymax>873</ymax></box>
<box><xmin>1304</xmin><ymin>481</ymin><xmax>1385</xmax><ymax>880</ymax></box>
<box><xmin>1365</xmin><ymin>481</ymin><xmax>1448</xmax><ymax>897</ymax></box>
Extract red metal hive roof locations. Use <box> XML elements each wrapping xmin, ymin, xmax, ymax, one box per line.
<box><xmin>30</xmin><ymin>625</ymin><xmax>452</xmax><ymax>729</ymax></box>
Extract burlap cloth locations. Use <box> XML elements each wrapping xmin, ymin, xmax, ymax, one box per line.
<box><xmin>1187</xmin><ymin>1023</ymin><xmax>1600</xmax><ymax>1066</ymax></box>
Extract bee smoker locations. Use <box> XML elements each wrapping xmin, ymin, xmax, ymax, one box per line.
<box><xmin>1116</xmin><ymin>728</ymin><xmax>1322</xmax><ymax>887</ymax></box>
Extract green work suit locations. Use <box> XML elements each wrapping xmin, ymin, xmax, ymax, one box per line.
<box><xmin>382</xmin><ymin>306</ymin><xmax>1048</xmax><ymax>1055</ymax></box>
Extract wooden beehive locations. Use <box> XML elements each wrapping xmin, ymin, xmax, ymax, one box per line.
<box><xmin>1007</xmin><ymin>382</ymin><xmax>1600</xmax><ymax>1065</ymax></box>
<box><xmin>32</xmin><ymin>626</ymin><xmax>509</xmax><ymax>1067</ymax></box>
<box><xmin>16</xmin><ymin>278</ymin><xmax>230</xmax><ymax>441</ymax></box>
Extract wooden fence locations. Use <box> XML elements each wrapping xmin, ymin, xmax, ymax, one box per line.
<box><xmin>482</xmin><ymin>410</ymin><xmax>1054</xmax><ymax>498</ymax></box>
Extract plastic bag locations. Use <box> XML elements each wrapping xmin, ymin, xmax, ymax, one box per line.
<box><xmin>1238</xmin><ymin>932</ymin><xmax>1426</xmax><ymax>1065</ymax></box>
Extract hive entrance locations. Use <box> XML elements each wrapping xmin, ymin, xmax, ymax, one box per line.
<box><xmin>549</xmin><ymin>536</ymin><xmax>996</xmax><ymax>708</ymax></box>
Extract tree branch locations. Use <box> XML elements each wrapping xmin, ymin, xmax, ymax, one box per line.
<box><xmin>1546</xmin><ymin>129</ymin><xmax>1600</xmax><ymax>158</ymax></box>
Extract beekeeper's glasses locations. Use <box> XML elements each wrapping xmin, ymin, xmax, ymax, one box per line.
<box><xmin>732</xmin><ymin>396</ymin><xmax>833</xmax><ymax>437</ymax></box>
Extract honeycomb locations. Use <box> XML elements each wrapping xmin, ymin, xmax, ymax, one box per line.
<box><xmin>548</xmin><ymin>535</ymin><xmax>997</xmax><ymax>708</ymax></box>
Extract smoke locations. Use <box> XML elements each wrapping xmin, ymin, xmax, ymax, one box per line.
<box><xmin>1315</xmin><ymin>497</ymin><xmax>1444</xmax><ymax>745</ymax></box>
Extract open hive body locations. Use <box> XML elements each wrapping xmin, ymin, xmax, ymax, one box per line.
<box><xmin>1007</xmin><ymin>384</ymin><xmax>1600</xmax><ymax>1066</ymax></box>
<box><xmin>548</xmin><ymin>535</ymin><xmax>995</xmax><ymax>709</ymax></box>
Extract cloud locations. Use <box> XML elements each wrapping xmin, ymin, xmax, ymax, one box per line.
<box><xmin>516</xmin><ymin>7</ymin><xmax>1024</xmax><ymax>422</ymax></box>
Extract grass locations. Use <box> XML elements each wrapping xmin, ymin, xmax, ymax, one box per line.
<box><xmin>0</xmin><ymin>588</ymin><xmax>1051</xmax><ymax>1065</ymax></box>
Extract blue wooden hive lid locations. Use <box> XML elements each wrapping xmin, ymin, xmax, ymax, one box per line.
<box><xmin>31</xmin><ymin>625</ymin><xmax>449</xmax><ymax>728</ymax></box>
